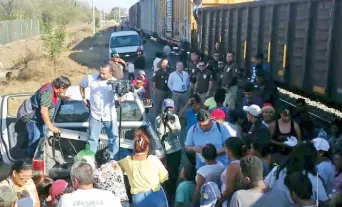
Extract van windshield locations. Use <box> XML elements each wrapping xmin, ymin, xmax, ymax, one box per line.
<box><xmin>110</xmin><ymin>35</ymin><xmax>141</xmax><ymax>48</ymax></box>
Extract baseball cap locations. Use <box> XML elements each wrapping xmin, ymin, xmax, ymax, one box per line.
<box><xmin>262</xmin><ymin>103</ymin><xmax>275</xmax><ymax>113</ymax></box>
<box><xmin>0</xmin><ymin>185</ymin><xmax>17</xmax><ymax>206</ymax></box>
<box><xmin>200</xmin><ymin>181</ymin><xmax>221</xmax><ymax>207</ymax></box>
<box><xmin>312</xmin><ymin>138</ymin><xmax>330</xmax><ymax>152</ymax></box>
<box><xmin>50</xmin><ymin>179</ymin><xmax>68</xmax><ymax>202</ymax></box>
<box><xmin>210</xmin><ymin>109</ymin><xmax>225</xmax><ymax>120</ymax></box>
<box><xmin>243</xmin><ymin>104</ymin><xmax>261</xmax><ymax>117</ymax></box>
<box><xmin>163</xmin><ymin>99</ymin><xmax>174</xmax><ymax>108</ymax></box>
<box><xmin>138</xmin><ymin>70</ymin><xmax>146</xmax><ymax>76</ymax></box>
<box><xmin>284</xmin><ymin>136</ymin><xmax>298</xmax><ymax>147</ymax></box>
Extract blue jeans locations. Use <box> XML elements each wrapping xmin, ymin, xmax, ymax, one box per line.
<box><xmin>88</xmin><ymin>116</ymin><xmax>118</xmax><ymax>158</ymax></box>
<box><xmin>26</xmin><ymin>120</ymin><xmax>46</xmax><ymax>157</ymax></box>
<box><xmin>132</xmin><ymin>187</ymin><xmax>168</xmax><ymax>207</ymax></box>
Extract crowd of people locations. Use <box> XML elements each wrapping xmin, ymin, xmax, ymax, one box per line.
<box><xmin>1</xmin><ymin>40</ymin><xmax>342</xmax><ymax>207</ymax></box>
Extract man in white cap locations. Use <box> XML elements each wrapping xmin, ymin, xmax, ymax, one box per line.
<box><xmin>243</xmin><ymin>104</ymin><xmax>270</xmax><ymax>147</ymax></box>
<box><xmin>312</xmin><ymin>138</ymin><xmax>335</xmax><ymax>195</ymax></box>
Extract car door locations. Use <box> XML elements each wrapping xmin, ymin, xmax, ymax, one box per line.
<box><xmin>0</xmin><ymin>93</ymin><xmax>33</xmax><ymax>164</ymax></box>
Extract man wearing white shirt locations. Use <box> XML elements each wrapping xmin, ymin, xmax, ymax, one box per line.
<box><xmin>58</xmin><ymin>162</ymin><xmax>121</xmax><ymax>207</ymax></box>
<box><xmin>79</xmin><ymin>63</ymin><xmax>123</xmax><ymax>159</ymax></box>
<box><xmin>168</xmin><ymin>61</ymin><xmax>190</xmax><ymax>114</ymax></box>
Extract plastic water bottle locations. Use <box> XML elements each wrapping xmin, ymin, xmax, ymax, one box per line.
<box><xmin>74</xmin><ymin>144</ymin><xmax>96</xmax><ymax>169</ymax></box>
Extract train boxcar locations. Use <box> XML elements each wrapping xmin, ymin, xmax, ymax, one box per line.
<box><xmin>197</xmin><ymin>0</ymin><xmax>342</xmax><ymax>106</ymax></box>
<box><xmin>128</xmin><ymin>2</ymin><xmax>141</xmax><ymax>31</ymax></box>
<box><xmin>140</xmin><ymin>0</ymin><xmax>157</xmax><ymax>35</ymax></box>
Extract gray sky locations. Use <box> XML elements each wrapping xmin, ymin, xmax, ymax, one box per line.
<box><xmin>80</xmin><ymin>0</ymin><xmax>138</xmax><ymax>12</ymax></box>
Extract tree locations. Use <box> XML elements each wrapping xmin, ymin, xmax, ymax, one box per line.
<box><xmin>107</xmin><ymin>7</ymin><xmax>126</xmax><ymax>22</ymax></box>
<box><xmin>41</xmin><ymin>23</ymin><xmax>65</xmax><ymax>76</ymax></box>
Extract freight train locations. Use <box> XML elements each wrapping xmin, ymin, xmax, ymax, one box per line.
<box><xmin>129</xmin><ymin>0</ymin><xmax>342</xmax><ymax>107</ymax></box>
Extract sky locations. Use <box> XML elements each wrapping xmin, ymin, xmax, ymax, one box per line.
<box><xmin>79</xmin><ymin>0</ymin><xmax>139</xmax><ymax>12</ymax></box>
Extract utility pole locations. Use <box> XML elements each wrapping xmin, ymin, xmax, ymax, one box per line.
<box><xmin>92</xmin><ymin>0</ymin><xmax>96</xmax><ymax>34</ymax></box>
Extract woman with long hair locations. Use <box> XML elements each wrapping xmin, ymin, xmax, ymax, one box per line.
<box><xmin>220</xmin><ymin>137</ymin><xmax>247</xmax><ymax>206</ymax></box>
<box><xmin>119</xmin><ymin>128</ymin><xmax>169</xmax><ymax>207</ymax></box>
<box><xmin>264</xmin><ymin>142</ymin><xmax>329</xmax><ymax>204</ymax></box>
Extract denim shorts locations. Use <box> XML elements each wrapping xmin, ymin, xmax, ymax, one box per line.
<box><xmin>131</xmin><ymin>187</ymin><xmax>168</xmax><ymax>207</ymax></box>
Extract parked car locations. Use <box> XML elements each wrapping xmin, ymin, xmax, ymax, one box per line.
<box><xmin>109</xmin><ymin>30</ymin><xmax>146</xmax><ymax>69</ymax></box>
<box><xmin>0</xmin><ymin>86</ymin><xmax>164</xmax><ymax>178</ymax></box>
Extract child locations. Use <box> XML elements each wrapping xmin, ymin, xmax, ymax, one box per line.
<box><xmin>127</xmin><ymin>62</ymin><xmax>135</xmax><ymax>81</ymax></box>
<box><xmin>192</xmin><ymin>144</ymin><xmax>224</xmax><ymax>206</ymax></box>
<box><xmin>175</xmin><ymin>164</ymin><xmax>196</xmax><ymax>207</ymax></box>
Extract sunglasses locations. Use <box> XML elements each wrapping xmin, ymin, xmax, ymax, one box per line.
<box><xmin>198</xmin><ymin>65</ymin><xmax>205</xmax><ymax>67</ymax></box>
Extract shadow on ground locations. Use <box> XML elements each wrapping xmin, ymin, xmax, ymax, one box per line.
<box><xmin>68</xmin><ymin>27</ymin><xmax>113</xmax><ymax>69</ymax></box>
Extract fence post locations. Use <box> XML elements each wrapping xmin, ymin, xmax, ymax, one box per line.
<box><xmin>38</xmin><ymin>20</ymin><xmax>40</xmax><ymax>36</ymax></box>
<box><xmin>6</xmin><ymin>22</ymin><xmax>10</xmax><ymax>44</ymax></box>
<box><xmin>21</xmin><ymin>23</ymin><xmax>23</xmax><ymax>40</ymax></box>
<box><xmin>31</xmin><ymin>19</ymin><xmax>33</xmax><ymax>37</ymax></box>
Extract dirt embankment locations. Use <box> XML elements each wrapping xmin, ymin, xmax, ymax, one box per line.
<box><xmin>0</xmin><ymin>25</ymin><xmax>109</xmax><ymax>94</ymax></box>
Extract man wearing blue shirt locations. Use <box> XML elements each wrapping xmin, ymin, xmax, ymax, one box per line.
<box><xmin>179</xmin><ymin>93</ymin><xmax>202</xmax><ymax>133</ymax></box>
<box><xmin>168</xmin><ymin>62</ymin><xmax>190</xmax><ymax>114</ymax></box>
<box><xmin>250</xmin><ymin>53</ymin><xmax>268</xmax><ymax>83</ymax></box>
<box><xmin>185</xmin><ymin>109</ymin><xmax>231</xmax><ymax>169</ymax></box>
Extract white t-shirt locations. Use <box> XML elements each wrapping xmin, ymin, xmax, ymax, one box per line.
<box><xmin>58</xmin><ymin>188</ymin><xmax>121</xmax><ymax>207</ymax></box>
<box><xmin>128</xmin><ymin>63</ymin><xmax>135</xmax><ymax>73</ymax></box>
<box><xmin>196</xmin><ymin>162</ymin><xmax>225</xmax><ymax>185</ymax></box>
<box><xmin>264</xmin><ymin>166</ymin><xmax>329</xmax><ymax>204</ymax></box>
<box><xmin>153</xmin><ymin>57</ymin><xmax>162</xmax><ymax>72</ymax></box>
<box><xmin>316</xmin><ymin>160</ymin><xmax>335</xmax><ymax>195</ymax></box>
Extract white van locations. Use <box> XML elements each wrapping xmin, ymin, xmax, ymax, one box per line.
<box><xmin>109</xmin><ymin>30</ymin><xmax>146</xmax><ymax>68</ymax></box>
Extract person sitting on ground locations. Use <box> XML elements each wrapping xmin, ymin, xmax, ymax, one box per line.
<box><xmin>0</xmin><ymin>159</ymin><xmax>40</xmax><ymax>207</ymax></box>
<box><xmin>210</xmin><ymin>109</ymin><xmax>240</xmax><ymax>138</ymax></box>
<box><xmin>175</xmin><ymin>164</ymin><xmax>196</xmax><ymax>207</ymax></box>
<box><xmin>32</xmin><ymin>176</ymin><xmax>54</xmax><ymax>207</ymax></box>
<box><xmin>230</xmin><ymin>156</ymin><xmax>291</xmax><ymax>207</ymax></box>
<box><xmin>0</xmin><ymin>185</ymin><xmax>18</xmax><ymax>207</ymax></box>
<box><xmin>261</xmin><ymin>103</ymin><xmax>275</xmax><ymax>128</ymax></box>
<box><xmin>264</xmin><ymin>142</ymin><xmax>329</xmax><ymax>205</ymax></box>
<box><xmin>284</xmin><ymin>172</ymin><xmax>317</xmax><ymax>207</ymax></box>
<box><xmin>312</xmin><ymin>138</ymin><xmax>335</xmax><ymax>195</ymax></box>
<box><xmin>191</xmin><ymin>144</ymin><xmax>225</xmax><ymax>207</ymax></box>
<box><xmin>58</xmin><ymin>162</ymin><xmax>121</xmax><ymax>207</ymax></box>
<box><xmin>93</xmin><ymin>148</ymin><xmax>129</xmax><ymax>207</ymax></box>
<box><xmin>250</xmin><ymin>139</ymin><xmax>272</xmax><ymax>178</ymax></box>
<box><xmin>220</xmin><ymin>137</ymin><xmax>247</xmax><ymax>206</ymax></box>
<box><xmin>119</xmin><ymin>129</ymin><xmax>169</xmax><ymax>207</ymax></box>
<box><xmin>50</xmin><ymin>179</ymin><xmax>73</xmax><ymax>206</ymax></box>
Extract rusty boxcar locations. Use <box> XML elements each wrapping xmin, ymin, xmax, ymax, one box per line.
<box><xmin>197</xmin><ymin>0</ymin><xmax>342</xmax><ymax>105</ymax></box>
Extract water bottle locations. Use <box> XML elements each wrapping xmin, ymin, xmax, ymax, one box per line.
<box><xmin>74</xmin><ymin>144</ymin><xmax>96</xmax><ymax>169</ymax></box>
